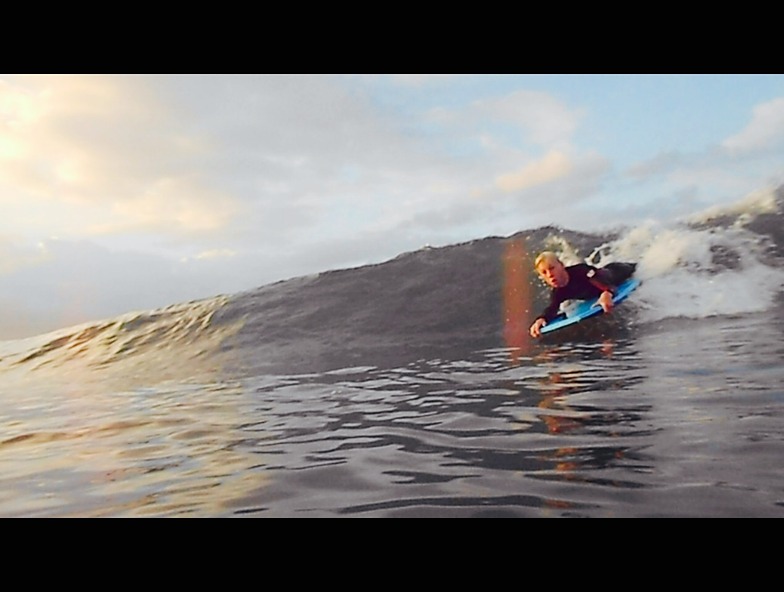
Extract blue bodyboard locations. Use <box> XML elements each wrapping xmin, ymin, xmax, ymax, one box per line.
<box><xmin>540</xmin><ymin>278</ymin><xmax>641</xmax><ymax>335</ymax></box>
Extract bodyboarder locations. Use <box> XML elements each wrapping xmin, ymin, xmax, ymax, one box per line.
<box><xmin>529</xmin><ymin>251</ymin><xmax>637</xmax><ymax>338</ymax></box>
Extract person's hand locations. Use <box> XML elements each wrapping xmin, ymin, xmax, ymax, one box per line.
<box><xmin>529</xmin><ymin>318</ymin><xmax>547</xmax><ymax>338</ymax></box>
<box><xmin>598</xmin><ymin>291</ymin><xmax>614</xmax><ymax>313</ymax></box>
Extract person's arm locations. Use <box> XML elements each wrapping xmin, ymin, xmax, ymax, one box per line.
<box><xmin>596</xmin><ymin>290</ymin><xmax>614</xmax><ymax>313</ymax></box>
<box><xmin>529</xmin><ymin>317</ymin><xmax>547</xmax><ymax>338</ymax></box>
<box><xmin>588</xmin><ymin>269</ymin><xmax>616</xmax><ymax>313</ymax></box>
<box><xmin>530</xmin><ymin>293</ymin><xmax>563</xmax><ymax>338</ymax></box>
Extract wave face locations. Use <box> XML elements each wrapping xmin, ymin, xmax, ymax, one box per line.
<box><xmin>2</xmin><ymin>186</ymin><xmax>783</xmax><ymax>389</ymax></box>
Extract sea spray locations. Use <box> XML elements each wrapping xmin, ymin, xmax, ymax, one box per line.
<box><xmin>584</xmin><ymin>188</ymin><xmax>784</xmax><ymax>323</ymax></box>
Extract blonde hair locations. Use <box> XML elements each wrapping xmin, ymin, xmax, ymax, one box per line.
<box><xmin>534</xmin><ymin>251</ymin><xmax>561</xmax><ymax>269</ymax></box>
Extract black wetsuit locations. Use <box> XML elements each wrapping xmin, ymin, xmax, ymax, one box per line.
<box><xmin>537</xmin><ymin>262</ymin><xmax>636</xmax><ymax>322</ymax></box>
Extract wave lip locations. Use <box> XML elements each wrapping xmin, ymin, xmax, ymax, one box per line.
<box><xmin>0</xmin><ymin>296</ymin><xmax>240</xmax><ymax>389</ymax></box>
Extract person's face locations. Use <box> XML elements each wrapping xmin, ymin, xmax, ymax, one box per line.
<box><xmin>536</xmin><ymin>259</ymin><xmax>569</xmax><ymax>288</ymax></box>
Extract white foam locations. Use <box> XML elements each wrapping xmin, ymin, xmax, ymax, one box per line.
<box><xmin>595</xmin><ymin>219</ymin><xmax>784</xmax><ymax>323</ymax></box>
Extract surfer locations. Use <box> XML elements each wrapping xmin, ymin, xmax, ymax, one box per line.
<box><xmin>529</xmin><ymin>252</ymin><xmax>637</xmax><ymax>338</ymax></box>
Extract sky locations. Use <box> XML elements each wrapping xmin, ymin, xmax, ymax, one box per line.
<box><xmin>1</xmin><ymin>73</ymin><xmax>784</xmax><ymax>339</ymax></box>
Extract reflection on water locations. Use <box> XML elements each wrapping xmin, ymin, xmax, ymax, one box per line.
<box><xmin>2</xmin><ymin>314</ymin><xmax>783</xmax><ymax>517</ymax></box>
<box><xmin>0</xmin><ymin>336</ymin><xmax>649</xmax><ymax>517</ymax></box>
<box><xmin>0</xmin><ymin>380</ymin><xmax>273</xmax><ymax>517</ymax></box>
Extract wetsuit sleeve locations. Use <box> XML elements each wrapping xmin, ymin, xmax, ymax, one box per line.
<box><xmin>537</xmin><ymin>292</ymin><xmax>565</xmax><ymax>322</ymax></box>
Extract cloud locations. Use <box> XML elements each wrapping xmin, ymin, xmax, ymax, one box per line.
<box><xmin>1</xmin><ymin>75</ymin><xmax>597</xmax><ymax>256</ymax></box>
<box><xmin>0</xmin><ymin>75</ymin><xmax>221</xmax><ymax>241</ymax></box>
<box><xmin>190</xmin><ymin>248</ymin><xmax>238</xmax><ymax>262</ymax></box>
<box><xmin>396</xmin><ymin>85</ymin><xmax>601</xmax><ymax>234</ymax></box>
<box><xmin>90</xmin><ymin>176</ymin><xmax>241</xmax><ymax>237</ymax></box>
<box><xmin>722</xmin><ymin>97</ymin><xmax>784</xmax><ymax>154</ymax></box>
<box><xmin>0</xmin><ymin>75</ymin><xmax>186</xmax><ymax>200</ymax></box>
<box><xmin>626</xmin><ymin>151</ymin><xmax>687</xmax><ymax>180</ymax></box>
<box><xmin>495</xmin><ymin>150</ymin><xmax>573</xmax><ymax>192</ymax></box>
<box><xmin>0</xmin><ymin>237</ymin><xmax>254</xmax><ymax>339</ymax></box>
<box><xmin>469</xmin><ymin>90</ymin><xmax>583</xmax><ymax>149</ymax></box>
<box><xmin>0</xmin><ymin>236</ymin><xmax>50</xmax><ymax>274</ymax></box>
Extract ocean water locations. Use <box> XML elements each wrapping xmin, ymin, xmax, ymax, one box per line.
<box><xmin>1</xmin><ymin>188</ymin><xmax>783</xmax><ymax>517</ymax></box>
